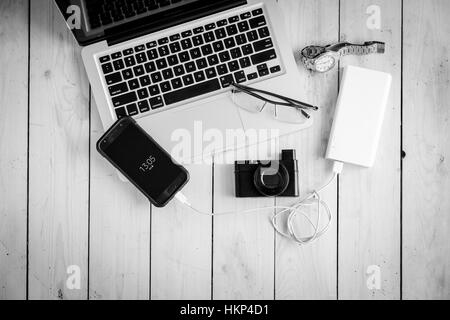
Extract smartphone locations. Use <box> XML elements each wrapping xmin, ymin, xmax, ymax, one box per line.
<box><xmin>97</xmin><ymin>117</ymin><xmax>189</xmax><ymax>207</ymax></box>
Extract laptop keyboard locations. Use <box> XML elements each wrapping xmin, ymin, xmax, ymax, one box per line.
<box><xmin>98</xmin><ymin>7</ymin><xmax>283</xmax><ymax>119</ymax></box>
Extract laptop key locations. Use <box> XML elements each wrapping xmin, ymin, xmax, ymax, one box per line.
<box><xmin>139</xmin><ymin>75</ymin><xmax>151</xmax><ymax>87</ymax></box>
<box><xmin>150</xmin><ymin>96</ymin><xmax>164</xmax><ymax>109</ymax></box>
<box><xmin>124</xmin><ymin>56</ymin><xmax>136</xmax><ymax>67</ymax></box>
<box><xmin>253</xmin><ymin>38</ymin><xmax>273</xmax><ymax>52</ymax></box>
<box><xmin>230</xmin><ymin>47</ymin><xmax>242</xmax><ymax>59</ymax></box>
<box><xmin>247</xmin><ymin>72</ymin><xmax>258</xmax><ymax>80</ymax></box>
<box><xmin>204</xmin><ymin>32</ymin><xmax>215</xmax><ymax>43</ymax></box>
<box><xmin>252</xmin><ymin>8</ymin><xmax>263</xmax><ymax>16</ymax></box>
<box><xmin>215</xmin><ymin>28</ymin><xmax>227</xmax><ymax>39</ymax></box>
<box><xmin>247</xmin><ymin>30</ymin><xmax>258</xmax><ymax>42</ymax></box>
<box><xmin>123</xmin><ymin>48</ymin><xmax>134</xmax><ymax>56</ymax></box>
<box><xmin>127</xmin><ymin>103</ymin><xmax>139</xmax><ymax>116</ymax></box>
<box><xmin>102</xmin><ymin>63</ymin><xmax>114</xmax><ymax>74</ymax></box>
<box><xmin>219</xmin><ymin>51</ymin><xmax>231</xmax><ymax>63</ymax></box>
<box><xmin>240</xmin><ymin>12</ymin><xmax>252</xmax><ymax>20</ymax></box>
<box><xmin>170</xmin><ymin>34</ymin><xmax>181</xmax><ymax>41</ymax></box>
<box><xmin>228</xmin><ymin>61</ymin><xmax>240</xmax><ymax>72</ymax></box>
<box><xmin>146</xmin><ymin>41</ymin><xmax>157</xmax><ymax>49</ymax></box>
<box><xmin>238</xmin><ymin>21</ymin><xmax>250</xmax><ymax>33</ymax></box>
<box><xmin>164</xmin><ymin>79</ymin><xmax>221</xmax><ymax>105</ymax></box>
<box><xmin>220</xmin><ymin>74</ymin><xmax>234</xmax><ymax>88</ymax></box>
<box><xmin>156</xmin><ymin>58</ymin><xmax>168</xmax><ymax>70</ymax></box>
<box><xmin>190</xmin><ymin>48</ymin><xmax>202</xmax><ymax>60</ymax></box>
<box><xmin>170</xmin><ymin>42</ymin><xmax>181</xmax><ymax>54</ymax></box>
<box><xmin>258</xmin><ymin>27</ymin><xmax>270</xmax><ymax>38</ymax></box>
<box><xmin>115</xmin><ymin>107</ymin><xmax>127</xmax><ymax>119</ymax></box>
<box><xmin>228</xmin><ymin>16</ymin><xmax>239</xmax><ymax>23</ymax></box>
<box><xmin>192</xmin><ymin>35</ymin><xmax>204</xmax><ymax>46</ymax></box>
<box><xmin>113</xmin><ymin>59</ymin><xmax>125</xmax><ymax>70</ymax></box>
<box><xmin>160</xmin><ymin>81</ymin><xmax>172</xmax><ymax>93</ymax></box>
<box><xmin>136</xmin><ymin>52</ymin><xmax>147</xmax><ymax>64</ymax></box>
<box><xmin>167</xmin><ymin>55</ymin><xmax>179</xmax><ymax>66</ymax></box>
<box><xmin>205</xmin><ymin>23</ymin><xmax>216</xmax><ymax>30</ymax></box>
<box><xmin>242</xmin><ymin>44</ymin><xmax>254</xmax><ymax>56</ymax></box>
<box><xmin>194</xmin><ymin>71</ymin><xmax>206</xmax><ymax>82</ymax></box>
<box><xmin>109</xmin><ymin>82</ymin><xmax>128</xmax><ymax>96</ymax></box>
<box><xmin>196</xmin><ymin>58</ymin><xmax>208</xmax><ymax>70</ymax></box>
<box><xmin>158</xmin><ymin>37</ymin><xmax>169</xmax><ymax>45</ymax></box>
<box><xmin>213</xmin><ymin>41</ymin><xmax>225</xmax><ymax>52</ymax></box>
<box><xmin>217</xmin><ymin>19</ymin><xmax>227</xmax><ymax>27</ymax></box>
<box><xmin>174</xmin><ymin>65</ymin><xmax>185</xmax><ymax>76</ymax></box>
<box><xmin>137</xmin><ymin>88</ymin><xmax>149</xmax><ymax>100</ymax></box>
<box><xmin>147</xmin><ymin>49</ymin><xmax>158</xmax><ymax>60</ymax></box>
<box><xmin>251</xmin><ymin>49</ymin><xmax>277</xmax><ymax>65</ymax></box>
<box><xmin>100</xmin><ymin>55</ymin><xmax>110</xmax><ymax>63</ymax></box>
<box><xmin>111</xmin><ymin>52</ymin><xmax>122</xmax><ymax>59</ymax></box>
<box><xmin>162</xmin><ymin>68</ymin><xmax>174</xmax><ymax>80</ymax></box>
<box><xmin>239</xmin><ymin>57</ymin><xmax>251</xmax><ymax>68</ymax></box>
<box><xmin>122</xmin><ymin>69</ymin><xmax>134</xmax><ymax>80</ymax></box>
<box><xmin>112</xmin><ymin>91</ymin><xmax>137</xmax><ymax>107</ymax></box>
<box><xmin>128</xmin><ymin>79</ymin><xmax>140</xmax><ymax>90</ymax></box>
<box><xmin>207</xmin><ymin>54</ymin><xmax>219</xmax><ymax>66</ymax></box>
<box><xmin>226</xmin><ymin>25</ymin><xmax>238</xmax><ymax>36</ymax></box>
<box><xmin>179</xmin><ymin>51</ymin><xmax>190</xmax><ymax>63</ymax></box>
<box><xmin>185</xmin><ymin>62</ymin><xmax>196</xmax><ymax>73</ymax></box>
<box><xmin>145</xmin><ymin>61</ymin><xmax>156</xmax><ymax>73</ymax></box>
<box><xmin>201</xmin><ymin>44</ymin><xmax>213</xmax><ymax>56</ymax></box>
<box><xmin>135</xmin><ymin>45</ymin><xmax>146</xmax><ymax>52</ymax></box>
<box><xmin>182</xmin><ymin>74</ymin><xmax>195</xmax><ymax>86</ymax></box>
<box><xmin>181</xmin><ymin>30</ymin><xmax>192</xmax><ymax>38</ymax></box>
<box><xmin>249</xmin><ymin>16</ymin><xmax>267</xmax><ymax>29</ymax></box>
<box><xmin>205</xmin><ymin>67</ymin><xmax>217</xmax><ymax>79</ymax></box>
<box><xmin>133</xmin><ymin>65</ymin><xmax>145</xmax><ymax>76</ymax></box>
<box><xmin>151</xmin><ymin>71</ymin><xmax>163</xmax><ymax>83</ymax></box>
<box><xmin>234</xmin><ymin>71</ymin><xmax>246</xmax><ymax>83</ymax></box>
<box><xmin>235</xmin><ymin>34</ymin><xmax>247</xmax><ymax>45</ymax></box>
<box><xmin>181</xmin><ymin>39</ymin><xmax>193</xmax><ymax>50</ymax></box>
<box><xmin>217</xmin><ymin>64</ymin><xmax>228</xmax><ymax>75</ymax></box>
<box><xmin>138</xmin><ymin>100</ymin><xmax>151</xmax><ymax>113</ymax></box>
<box><xmin>105</xmin><ymin>72</ymin><xmax>122</xmax><ymax>85</ymax></box>
<box><xmin>158</xmin><ymin>45</ymin><xmax>170</xmax><ymax>57</ymax></box>
<box><xmin>171</xmin><ymin>78</ymin><xmax>183</xmax><ymax>89</ymax></box>
<box><xmin>193</xmin><ymin>27</ymin><xmax>204</xmax><ymax>34</ymax></box>
<box><xmin>148</xmin><ymin>85</ymin><xmax>160</xmax><ymax>96</ymax></box>
<box><xmin>224</xmin><ymin>37</ymin><xmax>236</xmax><ymax>49</ymax></box>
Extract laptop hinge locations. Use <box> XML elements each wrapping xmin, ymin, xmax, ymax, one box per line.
<box><xmin>106</xmin><ymin>0</ymin><xmax>247</xmax><ymax>47</ymax></box>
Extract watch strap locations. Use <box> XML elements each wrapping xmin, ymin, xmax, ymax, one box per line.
<box><xmin>338</xmin><ymin>42</ymin><xmax>385</xmax><ymax>56</ymax></box>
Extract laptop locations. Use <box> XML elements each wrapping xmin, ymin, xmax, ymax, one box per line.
<box><xmin>55</xmin><ymin>0</ymin><xmax>312</xmax><ymax>162</ymax></box>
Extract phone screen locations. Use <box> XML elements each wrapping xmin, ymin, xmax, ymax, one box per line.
<box><xmin>98</xmin><ymin>118</ymin><xmax>189</xmax><ymax>206</ymax></box>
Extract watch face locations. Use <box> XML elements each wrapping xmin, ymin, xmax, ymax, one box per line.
<box><xmin>315</xmin><ymin>54</ymin><xmax>336</xmax><ymax>72</ymax></box>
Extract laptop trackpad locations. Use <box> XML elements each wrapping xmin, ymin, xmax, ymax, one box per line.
<box><xmin>137</xmin><ymin>98</ymin><xmax>244</xmax><ymax>161</ymax></box>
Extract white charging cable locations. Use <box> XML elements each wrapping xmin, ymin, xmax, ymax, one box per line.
<box><xmin>175</xmin><ymin>161</ymin><xmax>344</xmax><ymax>245</ymax></box>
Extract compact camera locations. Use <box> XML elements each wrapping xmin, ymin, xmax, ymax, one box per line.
<box><xmin>235</xmin><ymin>150</ymin><xmax>299</xmax><ymax>198</ymax></box>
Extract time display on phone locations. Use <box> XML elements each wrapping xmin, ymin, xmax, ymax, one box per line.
<box><xmin>139</xmin><ymin>156</ymin><xmax>156</xmax><ymax>173</ymax></box>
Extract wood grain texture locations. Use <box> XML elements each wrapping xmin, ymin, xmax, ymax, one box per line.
<box><xmin>275</xmin><ymin>0</ymin><xmax>339</xmax><ymax>300</ymax></box>
<box><xmin>338</xmin><ymin>0</ymin><xmax>401</xmax><ymax>300</ymax></box>
<box><xmin>213</xmin><ymin>159</ymin><xmax>275</xmax><ymax>300</ymax></box>
<box><xmin>403</xmin><ymin>0</ymin><xmax>450</xmax><ymax>300</ymax></box>
<box><xmin>28</xmin><ymin>0</ymin><xmax>89</xmax><ymax>299</ymax></box>
<box><xmin>0</xmin><ymin>0</ymin><xmax>29</xmax><ymax>300</ymax></box>
<box><xmin>151</xmin><ymin>164</ymin><xmax>212</xmax><ymax>300</ymax></box>
<box><xmin>89</xmin><ymin>98</ymin><xmax>150</xmax><ymax>300</ymax></box>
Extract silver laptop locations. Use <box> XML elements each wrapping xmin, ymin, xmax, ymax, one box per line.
<box><xmin>56</xmin><ymin>0</ymin><xmax>312</xmax><ymax>161</ymax></box>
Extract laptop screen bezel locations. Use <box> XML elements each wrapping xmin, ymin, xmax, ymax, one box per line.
<box><xmin>54</xmin><ymin>0</ymin><xmax>247</xmax><ymax>46</ymax></box>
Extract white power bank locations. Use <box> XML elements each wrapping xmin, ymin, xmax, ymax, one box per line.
<box><xmin>326</xmin><ymin>66</ymin><xmax>392</xmax><ymax>168</ymax></box>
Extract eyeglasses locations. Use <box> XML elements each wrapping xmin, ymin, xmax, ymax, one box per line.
<box><xmin>230</xmin><ymin>82</ymin><xmax>318</xmax><ymax>124</ymax></box>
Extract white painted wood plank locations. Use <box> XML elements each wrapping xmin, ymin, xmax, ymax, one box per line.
<box><xmin>89</xmin><ymin>98</ymin><xmax>151</xmax><ymax>300</ymax></box>
<box><xmin>403</xmin><ymin>0</ymin><xmax>450</xmax><ymax>300</ymax></box>
<box><xmin>28</xmin><ymin>0</ymin><xmax>89</xmax><ymax>300</ymax></box>
<box><xmin>213</xmin><ymin>159</ymin><xmax>275</xmax><ymax>300</ymax></box>
<box><xmin>275</xmin><ymin>0</ymin><xmax>339</xmax><ymax>300</ymax></box>
<box><xmin>151</xmin><ymin>164</ymin><xmax>212</xmax><ymax>300</ymax></box>
<box><xmin>338</xmin><ymin>0</ymin><xmax>401</xmax><ymax>299</ymax></box>
<box><xmin>0</xmin><ymin>0</ymin><xmax>29</xmax><ymax>300</ymax></box>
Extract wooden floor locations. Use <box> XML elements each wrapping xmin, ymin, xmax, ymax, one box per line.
<box><xmin>1</xmin><ymin>0</ymin><xmax>449</xmax><ymax>300</ymax></box>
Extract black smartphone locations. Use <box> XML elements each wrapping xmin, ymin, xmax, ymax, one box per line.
<box><xmin>97</xmin><ymin>117</ymin><xmax>189</xmax><ymax>207</ymax></box>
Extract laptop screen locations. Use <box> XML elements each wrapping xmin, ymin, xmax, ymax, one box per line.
<box><xmin>55</xmin><ymin>0</ymin><xmax>246</xmax><ymax>46</ymax></box>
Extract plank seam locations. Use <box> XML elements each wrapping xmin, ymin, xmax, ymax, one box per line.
<box><xmin>26</xmin><ymin>0</ymin><xmax>31</xmax><ymax>301</ymax></box>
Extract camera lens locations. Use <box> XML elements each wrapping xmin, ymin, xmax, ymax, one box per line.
<box><xmin>253</xmin><ymin>162</ymin><xmax>290</xmax><ymax>197</ymax></box>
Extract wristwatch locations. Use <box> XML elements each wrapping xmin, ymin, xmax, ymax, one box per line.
<box><xmin>300</xmin><ymin>41</ymin><xmax>385</xmax><ymax>73</ymax></box>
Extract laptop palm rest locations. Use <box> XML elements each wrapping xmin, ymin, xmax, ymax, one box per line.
<box><xmin>137</xmin><ymin>97</ymin><xmax>244</xmax><ymax>163</ymax></box>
